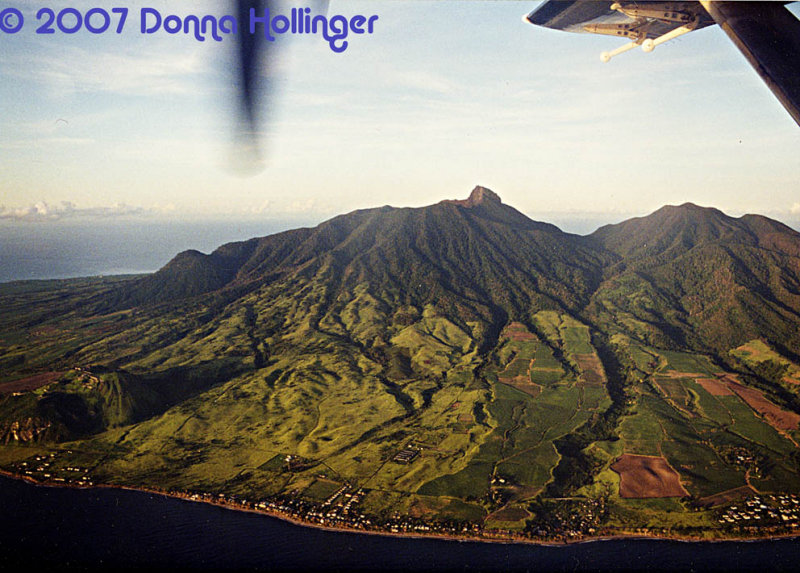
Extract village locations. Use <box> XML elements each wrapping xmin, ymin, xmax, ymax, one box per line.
<box><xmin>8</xmin><ymin>449</ymin><xmax>800</xmax><ymax>542</ymax></box>
<box><xmin>179</xmin><ymin>483</ymin><xmax>485</xmax><ymax>539</ymax></box>
<box><xmin>10</xmin><ymin>451</ymin><xmax>93</xmax><ymax>487</ymax></box>
<box><xmin>717</xmin><ymin>494</ymin><xmax>800</xmax><ymax>531</ymax></box>
<box><xmin>5</xmin><ymin>450</ymin><xmax>485</xmax><ymax>538</ymax></box>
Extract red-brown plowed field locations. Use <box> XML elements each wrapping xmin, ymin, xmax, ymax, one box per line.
<box><xmin>0</xmin><ymin>372</ymin><xmax>62</xmax><ymax>394</ymax></box>
<box><xmin>503</xmin><ymin>322</ymin><xmax>536</xmax><ymax>341</ymax></box>
<box><xmin>698</xmin><ymin>485</ymin><xmax>755</xmax><ymax>507</ymax></box>
<box><xmin>611</xmin><ymin>454</ymin><xmax>689</xmax><ymax>498</ymax></box>
<box><xmin>729</xmin><ymin>383</ymin><xmax>800</xmax><ymax>431</ymax></box>
<box><xmin>488</xmin><ymin>506</ymin><xmax>530</xmax><ymax>522</ymax></box>
<box><xmin>696</xmin><ymin>378</ymin><xmax>734</xmax><ymax>396</ymax></box>
<box><xmin>499</xmin><ymin>377</ymin><xmax>542</xmax><ymax>398</ymax></box>
<box><xmin>574</xmin><ymin>354</ymin><xmax>606</xmax><ymax>385</ymax></box>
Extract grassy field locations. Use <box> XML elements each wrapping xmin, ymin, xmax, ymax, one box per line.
<box><xmin>731</xmin><ymin>339</ymin><xmax>800</xmax><ymax>389</ymax></box>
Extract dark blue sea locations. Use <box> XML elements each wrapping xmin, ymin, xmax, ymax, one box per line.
<box><xmin>0</xmin><ymin>219</ymin><xmax>308</xmax><ymax>283</ymax></box>
<box><xmin>1</xmin><ymin>475</ymin><xmax>800</xmax><ymax>572</ymax></box>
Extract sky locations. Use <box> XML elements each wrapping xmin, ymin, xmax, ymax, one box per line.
<box><xmin>1</xmin><ymin>0</ymin><xmax>799</xmax><ymax>229</ymax></box>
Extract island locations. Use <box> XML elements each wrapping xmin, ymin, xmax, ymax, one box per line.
<box><xmin>3</xmin><ymin>188</ymin><xmax>800</xmax><ymax>544</ymax></box>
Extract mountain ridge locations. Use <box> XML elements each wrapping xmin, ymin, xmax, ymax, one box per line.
<box><xmin>103</xmin><ymin>187</ymin><xmax>609</xmax><ymax>316</ymax></box>
<box><xmin>99</xmin><ymin>188</ymin><xmax>800</xmax><ymax>359</ymax></box>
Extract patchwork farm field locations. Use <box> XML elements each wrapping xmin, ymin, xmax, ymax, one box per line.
<box><xmin>599</xmin><ymin>346</ymin><xmax>800</xmax><ymax>502</ymax></box>
<box><xmin>418</xmin><ymin>319</ymin><xmax>609</xmax><ymax>521</ymax></box>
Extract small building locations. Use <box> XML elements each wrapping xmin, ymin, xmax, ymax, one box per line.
<box><xmin>393</xmin><ymin>449</ymin><xmax>419</xmax><ymax>464</ymax></box>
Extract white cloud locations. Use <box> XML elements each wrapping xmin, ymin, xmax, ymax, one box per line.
<box><xmin>389</xmin><ymin>70</ymin><xmax>459</xmax><ymax>95</ymax></box>
<box><xmin>286</xmin><ymin>199</ymin><xmax>318</xmax><ymax>214</ymax></box>
<box><xmin>250</xmin><ymin>200</ymin><xmax>273</xmax><ymax>214</ymax></box>
<box><xmin>26</xmin><ymin>46</ymin><xmax>209</xmax><ymax>97</ymax></box>
<box><xmin>0</xmin><ymin>200</ymin><xmax>146</xmax><ymax>221</ymax></box>
<box><xmin>791</xmin><ymin>203</ymin><xmax>800</xmax><ymax>215</ymax></box>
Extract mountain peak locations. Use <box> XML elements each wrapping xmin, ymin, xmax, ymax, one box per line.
<box><xmin>443</xmin><ymin>186</ymin><xmax>502</xmax><ymax>207</ymax></box>
<box><xmin>469</xmin><ymin>186</ymin><xmax>502</xmax><ymax>205</ymax></box>
<box><xmin>591</xmin><ymin>201</ymin><xmax>746</xmax><ymax>260</ymax></box>
<box><xmin>662</xmin><ymin>202</ymin><xmax>722</xmax><ymax>214</ymax></box>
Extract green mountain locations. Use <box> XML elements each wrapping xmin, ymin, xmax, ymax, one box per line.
<box><xmin>588</xmin><ymin>202</ymin><xmax>800</xmax><ymax>355</ymax></box>
<box><xmin>107</xmin><ymin>186</ymin><xmax>608</xmax><ymax>317</ymax></box>
<box><xmin>2</xmin><ymin>187</ymin><xmax>800</xmax><ymax>540</ymax></box>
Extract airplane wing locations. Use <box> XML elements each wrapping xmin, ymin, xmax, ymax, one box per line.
<box><xmin>525</xmin><ymin>1</ymin><xmax>800</xmax><ymax>127</ymax></box>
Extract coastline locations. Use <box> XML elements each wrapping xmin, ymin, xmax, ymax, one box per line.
<box><xmin>3</xmin><ymin>469</ymin><xmax>798</xmax><ymax>548</ymax></box>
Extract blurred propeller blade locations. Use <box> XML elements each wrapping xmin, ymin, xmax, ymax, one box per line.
<box><xmin>232</xmin><ymin>0</ymin><xmax>330</xmax><ymax>172</ymax></box>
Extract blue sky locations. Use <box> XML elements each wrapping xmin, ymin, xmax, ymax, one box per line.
<box><xmin>1</xmin><ymin>0</ymin><xmax>799</xmax><ymax>228</ymax></box>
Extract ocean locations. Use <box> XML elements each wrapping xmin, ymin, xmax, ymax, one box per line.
<box><xmin>0</xmin><ymin>219</ymin><xmax>307</xmax><ymax>283</ymax></box>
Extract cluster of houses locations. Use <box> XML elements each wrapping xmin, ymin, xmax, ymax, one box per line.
<box><xmin>718</xmin><ymin>494</ymin><xmax>800</xmax><ymax>529</ymax></box>
<box><xmin>719</xmin><ymin>446</ymin><xmax>762</xmax><ymax>477</ymax></box>
<box><xmin>526</xmin><ymin>498</ymin><xmax>605</xmax><ymax>540</ymax></box>
<box><xmin>272</xmin><ymin>486</ymin><xmax>374</xmax><ymax>529</ymax></box>
<box><xmin>11</xmin><ymin>451</ymin><xmax>93</xmax><ymax>486</ymax></box>
<box><xmin>174</xmin><ymin>484</ymin><xmax>485</xmax><ymax>538</ymax></box>
<box><xmin>73</xmin><ymin>366</ymin><xmax>101</xmax><ymax>389</ymax></box>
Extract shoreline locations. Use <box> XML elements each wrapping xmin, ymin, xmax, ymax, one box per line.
<box><xmin>3</xmin><ymin>469</ymin><xmax>799</xmax><ymax>547</ymax></box>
